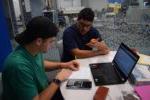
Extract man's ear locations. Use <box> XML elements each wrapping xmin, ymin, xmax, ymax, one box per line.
<box><xmin>35</xmin><ymin>38</ymin><xmax>43</xmax><ymax>46</ymax></box>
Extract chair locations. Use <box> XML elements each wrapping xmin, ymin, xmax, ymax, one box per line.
<box><xmin>44</xmin><ymin>40</ymin><xmax>63</xmax><ymax>81</ymax></box>
<box><xmin>64</xmin><ymin>16</ymin><xmax>70</xmax><ymax>27</ymax></box>
<box><xmin>43</xmin><ymin>40</ymin><xmax>61</xmax><ymax>62</ymax></box>
<box><xmin>56</xmin><ymin>40</ymin><xmax>63</xmax><ymax>59</ymax></box>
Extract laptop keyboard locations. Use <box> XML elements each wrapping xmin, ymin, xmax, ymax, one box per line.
<box><xmin>90</xmin><ymin>63</ymin><xmax>121</xmax><ymax>85</ymax></box>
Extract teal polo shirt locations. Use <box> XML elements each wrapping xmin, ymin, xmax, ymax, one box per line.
<box><xmin>2</xmin><ymin>46</ymin><xmax>48</xmax><ymax>100</ymax></box>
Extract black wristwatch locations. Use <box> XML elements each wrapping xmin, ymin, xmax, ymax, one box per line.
<box><xmin>52</xmin><ymin>78</ymin><xmax>61</xmax><ymax>85</ymax></box>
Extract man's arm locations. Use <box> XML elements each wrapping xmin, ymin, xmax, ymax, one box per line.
<box><xmin>86</xmin><ymin>40</ymin><xmax>110</xmax><ymax>55</ymax></box>
<box><xmin>44</xmin><ymin>60</ymin><xmax>62</xmax><ymax>70</ymax></box>
<box><xmin>71</xmin><ymin>48</ymin><xmax>106</xmax><ymax>59</ymax></box>
<box><xmin>71</xmin><ymin>40</ymin><xmax>110</xmax><ymax>59</ymax></box>
<box><xmin>33</xmin><ymin>69</ymin><xmax>72</xmax><ymax>100</ymax></box>
<box><xmin>95</xmin><ymin>41</ymin><xmax>110</xmax><ymax>54</ymax></box>
<box><xmin>33</xmin><ymin>82</ymin><xmax>59</xmax><ymax>100</ymax></box>
<box><xmin>44</xmin><ymin>60</ymin><xmax>79</xmax><ymax>71</ymax></box>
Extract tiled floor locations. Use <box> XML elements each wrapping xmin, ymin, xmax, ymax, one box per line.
<box><xmin>97</xmin><ymin>18</ymin><xmax>150</xmax><ymax>55</ymax></box>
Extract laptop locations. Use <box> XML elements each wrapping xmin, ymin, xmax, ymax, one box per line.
<box><xmin>89</xmin><ymin>43</ymin><xmax>140</xmax><ymax>86</ymax></box>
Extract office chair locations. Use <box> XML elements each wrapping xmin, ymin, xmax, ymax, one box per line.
<box><xmin>56</xmin><ymin>40</ymin><xmax>63</xmax><ymax>59</ymax></box>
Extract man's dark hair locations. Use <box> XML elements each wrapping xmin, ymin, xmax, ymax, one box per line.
<box><xmin>77</xmin><ymin>8</ymin><xmax>95</xmax><ymax>22</ymax></box>
<box><xmin>15</xmin><ymin>16</ymin><xmax>58</xmax><ymax>45</ymax></box>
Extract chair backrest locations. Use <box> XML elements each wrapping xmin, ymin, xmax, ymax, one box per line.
<box><xmin>65</xmin><ymin>16</ymin><xmax>70</xmax><ymax>26</ymax></box>
<box><xmin>43</xmin><ymin>40</ymin><xmax>63</xmax><ymax>62</ymax></box>
<box><xmin>56</xmin><ymin>40</ymin><xmax>63</xmax><ymax>59</ymax></box>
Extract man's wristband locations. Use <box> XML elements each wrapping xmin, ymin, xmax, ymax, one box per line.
<box><xmin>52</xmin><ymin>78</ymin><xmax>61</xmax><ymax>85</ymax></box>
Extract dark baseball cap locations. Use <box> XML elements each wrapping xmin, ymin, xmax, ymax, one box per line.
<box><xmin>15</xmin><ymin>16</ymin><xmax>58</xmax><ymax>45</ymax></box>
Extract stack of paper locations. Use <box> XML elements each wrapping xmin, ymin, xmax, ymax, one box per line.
<box><xmin>134</xmin><ymin>85</ymin><xmax>150</xmax><ymax>100</ymax></box>
<box><xmin>131</xmin><ymin>65</ymin><xmax>150</xmax><ymax>85</ymax></box>
<box><xmin>138</xmin><ymin>54</ymin><xmax>150</xmax><ymax>66</ymax></box>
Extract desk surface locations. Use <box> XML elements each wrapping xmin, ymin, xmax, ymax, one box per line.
<box><xmin>60</xmin><ymin>51</ymin><xmax>139</xmax><ymax>100</ymax></box>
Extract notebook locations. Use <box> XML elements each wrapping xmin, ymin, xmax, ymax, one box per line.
<box><xmin>89</xmin><ymin>43</ymin><xmax>140</xmax><ymax>86</ymax></box>
<box><xmin>138</xmin><ymin>53</ymin><xmax>150</xmax><ymax>66</ymax></box>
<box><xmin>134</xmin><ymin>85</ymin><xmax>150</xmax><ymax>100</ymax></box>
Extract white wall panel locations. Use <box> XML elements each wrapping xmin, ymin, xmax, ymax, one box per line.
<box><xmin>57</xmin><ymin>0</ymin><xmax>81</xmax><ymax>9</ymax></box>
<box><xmin>88</xmin><ymin>0</ymin><xmax>107</xmax><ymax>11</ymax></box>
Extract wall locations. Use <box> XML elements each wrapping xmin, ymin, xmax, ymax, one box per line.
<box><xmin>81</xmin><ymin>0</ymin><xmax>89</xmax><ymax>7</ymax></box>
<box><xmin>57</xmin><ymin>0</ymin><xmax>81</xmax><ymax>9</ymax></box>
<box><xmin>107</xmin><ymin>0</ymin><xmax>125</xmax><ymax>3</ymax></box>
<box><xmin>127</xmin><ymin>0</ymin><xmax>150</xmax><ymax>23</ymax></box>
<box><xmin>13</xmin><ymin>0</ymin><xmax>21</xmax><ymax>19</ymax></box>
<box><xmin>57</xmin><ymin>0</ymin><xmax>107</xmax><ymax>12</ymax></box>
<box><xmin>31</xmin><ymin>0</ymin><xmax>43</xmax><ymax>17</ymax></box>
<box><xmin>88</xmin><ymin>0</ymin><xmax>107</xmax><ymax>11</ymax></box>
<box><xmin>138</xmin><ymin>0</ymin><xmax>144</xmax><ymax>8</ymax></box>
<box><xmin>127</xmin><ymin>6</ymin><xmax>150</xmax><ymax>22</ymax></box>
<box><xmin>3</xmin><ymin>0</ymin><xmax>14</xmax><ymax>39</ymax></box>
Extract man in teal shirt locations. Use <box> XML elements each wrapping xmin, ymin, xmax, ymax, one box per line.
<box><xmin>2</xmin><ymin>16</ymin><xmax>79</xmax><ymax>100</ymax></box>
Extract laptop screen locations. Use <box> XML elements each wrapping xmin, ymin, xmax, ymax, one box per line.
<box><xmin>113</xmin><ymin>43</ymin><xmax>139</xmax><ymax>77</ymax></box>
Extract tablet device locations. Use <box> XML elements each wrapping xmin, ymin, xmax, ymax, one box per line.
<box><xmin>66</xmin><ymin>79</ymin><xmax>92</xmax><ymax>89</ymax></box>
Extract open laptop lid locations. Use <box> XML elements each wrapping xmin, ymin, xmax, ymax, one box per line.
<box><xmin>112</xmin><ymin>43</ymin><xmax>139</xmax><ymax>81</ymax></box>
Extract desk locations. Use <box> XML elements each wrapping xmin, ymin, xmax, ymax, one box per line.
<box><xmin>60</xmin><ymin>51</ymin><xmax>139</xmax><ymax>100</ymax></box>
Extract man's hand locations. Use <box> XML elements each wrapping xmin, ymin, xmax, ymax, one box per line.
<box><xmin>130</xmin><ymin>48</ymin><xmax>138</xmax><ymax>54</ymax></box>
<box><xmin>86</xmin><ymin>39</ymin><xmax>110</xmax><ymax>55</ymax></box>
<box><xmin>96</xmin><ymin>41</ymin><xmax>109</xmax><ymax>51</ymax></box>
<box><xmin>56</xmin><ymin>69</ymin><xmax>72</xmax><ymax>81</ymax></box>
<box><xmin>86</xmin><ymin>38</ymin><xmax>99</xmax><ymax>48</ymax></box>
<box><xmin>60</xmin><ymin>60</ymin><xmax>79</xmax><ymax>71</ymax></box>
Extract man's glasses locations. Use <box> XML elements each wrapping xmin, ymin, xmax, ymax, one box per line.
<box><xmin>78</xmin><ymin>21</ymin><xmax>92</xmax><ymax>29</ymax></box>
